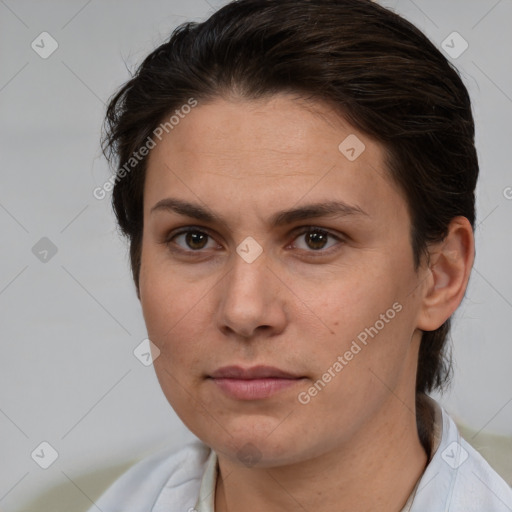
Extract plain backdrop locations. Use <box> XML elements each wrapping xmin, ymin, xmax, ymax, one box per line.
<box><xmin>1</xmin><ymin>0</ymin><xmax>511</xmax><ymax>510</ymax></box>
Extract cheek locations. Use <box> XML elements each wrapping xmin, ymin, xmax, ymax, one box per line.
<box><xmin>315</xmin><ymin>264</ymin><xmax>396</xmax><ymax>328</ymax></box>
<box><xmin>139</xmin><ymin>251</ymin><xmax>186</xmax><ymax>349</ymax></box>
<box><xmin>139</xmin><ymin>270</ymin><xmax>172</xmax><ymax>343</ymax></box>
<box><xmin>139</xmin><ymin>258</ymin><xmax>213</xmax><ymax>365</ymax></box>
<box><xmin>307</xmin><ymin>262</ymin><xmax>413</xmax><ymax>374</ymax></box>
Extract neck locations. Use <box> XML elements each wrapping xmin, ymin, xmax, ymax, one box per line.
<box><xmin>215</xmin><ymin>396</ymin><xmax>429</xmax><ymax>512</ymax></box>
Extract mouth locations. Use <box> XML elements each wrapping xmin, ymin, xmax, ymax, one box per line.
<box><xmin>208</xmin><ymin>365</ymin><xmax>305</xmax><ymax>400</ymax></box>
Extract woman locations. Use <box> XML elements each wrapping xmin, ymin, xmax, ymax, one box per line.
<box><xmin>89</xmin><ymin>0</ymin><xmax>512</xmax><ymax>510</ymax></box>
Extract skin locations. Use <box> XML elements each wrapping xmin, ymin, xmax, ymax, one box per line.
<box><xmin>139</xmin><ymin>93</ymin><xmax>474</xmax><ymax>511</ymax></box>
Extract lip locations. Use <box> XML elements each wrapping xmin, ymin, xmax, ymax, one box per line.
<box><xmin>208</xmin><ymin>365</ymin><xmax>304</xmax><ymax>400</ymax></box>
<box><xmin>209</xmin><ymin>365</ymin><xmax>300</xmax><ymax>379</ymax></box>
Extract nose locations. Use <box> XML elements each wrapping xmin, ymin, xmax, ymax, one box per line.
<box><xmin>216</xmin><ymin>250</ymin><xmax>287</xmax><ymax>340</ymax></box>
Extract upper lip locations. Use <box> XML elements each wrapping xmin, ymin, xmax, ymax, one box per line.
<box><xmin>209</xmin><ymin>365</ymin><xmax>301</xmax><ymax>379</ymax></box>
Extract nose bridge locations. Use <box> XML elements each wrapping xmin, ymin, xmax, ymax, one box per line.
<box><xmin>217</xmin><ymin>245</ymin><xmax>283</xmax><ymax>337</ymax></box>
<box><xmin>225</xmin><ymin>248</ymin><xmax>268</xmax><ymax>307</ymax></box>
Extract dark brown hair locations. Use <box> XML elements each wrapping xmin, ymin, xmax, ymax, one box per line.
<box><xmin>102</xmin><ymin>0</ymin><xmax>478</xmax><ymax>451</ymax></box>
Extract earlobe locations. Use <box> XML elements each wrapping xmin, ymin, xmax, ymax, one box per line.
<box><xmin>417</xmin><ymin>216</ymin><xmax>475</xmax><ymax>332</ymax></box>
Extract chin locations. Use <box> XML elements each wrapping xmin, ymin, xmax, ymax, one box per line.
<box><xmin>199</xmin><ymin>422</ymin><xmax>313</xmax><ymax>468</ymax></box>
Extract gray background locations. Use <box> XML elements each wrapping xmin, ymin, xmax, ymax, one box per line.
<box><xmin>1</xmin><ymin>0</ymin><xmax>511</xmax><ymax>510</ymax></box>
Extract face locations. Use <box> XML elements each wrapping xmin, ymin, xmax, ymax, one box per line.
<box><xmin>139</xmin><ymin>94</ymin><xmax>428</xmax><ymax>467</ymax></box>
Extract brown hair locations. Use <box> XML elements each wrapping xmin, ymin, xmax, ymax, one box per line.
<box><xmin>102</xmin><ymin>0</ymin><xmax>478</xmax><ymax>451</ymax></box>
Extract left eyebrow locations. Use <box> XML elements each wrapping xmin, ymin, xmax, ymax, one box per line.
<box><xmin>150</xmin><ymin>197</ymin><xmax>369</xmax><ymax>228</ymax></box>
<box><xmin>270</xmin><ymin>200</ymin><xmax>369</xmax><ymax>226</ymax></box>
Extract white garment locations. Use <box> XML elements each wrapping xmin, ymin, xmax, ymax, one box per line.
<box><xmin>87</xmin><ymin>398</ymin><xmax>512</xmax><ymax>511</ymax></box>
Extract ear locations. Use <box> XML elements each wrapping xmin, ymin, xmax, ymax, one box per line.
<box><xmin>417</xmin><ymin>216</ymin><xmax>475</xmax><ymax>331</ymax></box>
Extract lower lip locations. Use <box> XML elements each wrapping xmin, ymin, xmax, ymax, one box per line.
<box><xmin>210</xmin><ymin>378</ymin><xmax>302</xmax><ymax>400</ymax></box>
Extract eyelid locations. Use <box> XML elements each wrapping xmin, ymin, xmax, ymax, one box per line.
<box><xmin>290</xmin><ymin>225</ymin><xmax>343</xmax><ymax>238</ymax></box>
<box><xmin>164</xmin><ymin>225</ymin><xmax>215</xmax><ymax>241</ymax></box>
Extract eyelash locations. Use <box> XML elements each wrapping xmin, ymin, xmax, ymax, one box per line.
<box><xmin>163</xmin><ymin>225</ymin><xmax>345</xmax><ymax>258</ymax></box>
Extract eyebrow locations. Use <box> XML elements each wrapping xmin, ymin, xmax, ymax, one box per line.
<box><xmin>150</xmin><ymin>197</ymin><xmax>369</xmax><ymax>228</ymax></box>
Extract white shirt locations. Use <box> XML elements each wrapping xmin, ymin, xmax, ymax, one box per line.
<box><xmin>87</xmin><ymin>398</ymin><xmax>512</xmax><ymax>511</ymax></box>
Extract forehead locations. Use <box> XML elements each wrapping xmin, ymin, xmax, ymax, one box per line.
<box><xmin>143</xmin><ymin>94</ymin><xmax>404</xmax><ymax>223</ymax></box>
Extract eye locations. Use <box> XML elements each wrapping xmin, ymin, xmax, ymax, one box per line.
<box><xmin>290</xmin><ymin>227</ymin><xmax>343</xmax><ymax>253</ymax></box>
<box><xmin>164</xmin><ymin>226</ymin><xmax>344</xmax><ymax>256</ymax></box>
<box><xmin>166</xmin><ymin>227</ymin><xmax>219</xmax><ymax>252</ymax></box>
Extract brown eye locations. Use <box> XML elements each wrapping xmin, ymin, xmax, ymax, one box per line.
<box><xmin>291</xmin><ymin>227</ymin><xmax>342</xmax><ymax>253</ymax></box>
<box><xmin>305</xmin><ymin>230</ymin><xmax>329</xmax><ymax>250</ymax></box>
<box><xmin>184</xmin><ymin>231</ymin><xmax>209</xmax><ymax>250</ymax></box>
<box><xmin>167</xmin><ymin>228</ymin><xmax>217</xmax><ymax>252</ymax></box>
